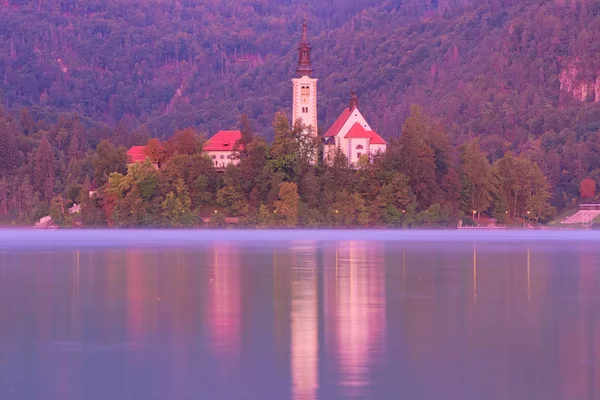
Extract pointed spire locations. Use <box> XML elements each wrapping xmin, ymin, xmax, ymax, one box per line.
<box><xmin>295</xmin><ymin>13</ymin><xmax>313</xmax><ymax>77</ymax></box>
<box><xmin>349</xmin><ymin>85</ymin><xmax>359</xmax><ymax>111</ymax></box>
<box><xmin>301</xmin><ymin>13</ymin><xmax>308</xmax><ymax>43</ymax></box>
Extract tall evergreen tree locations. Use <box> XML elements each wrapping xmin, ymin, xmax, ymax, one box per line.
<box><xmin>34</xmin><ymin>135</ymin><xmax>55</xmax><ymax>201</ymax></box>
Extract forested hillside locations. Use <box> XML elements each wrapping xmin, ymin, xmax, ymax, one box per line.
<box><xmin>1</xmin><ymin>0</ymin><xmax>600</xmax><ymax>225</ymax></box>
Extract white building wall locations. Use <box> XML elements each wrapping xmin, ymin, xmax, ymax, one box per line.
<box><xmin>323</xmin><ymin>108</ymin><xmax>387</xmax><ymax>168</ymax></box>
<box><xmin>206</xmin><ymin>150</ymin><xmax>240</xmax><ymax>169</ymax></box>
<box><xmin>292</xmin><ymin>76</ymin><xmax>318</xmax><ymax>136</ymax></box>
<box><xmin>348</xmin><ymin>138</ymin><xmax>369</xmax><ymax>166</ymax></box>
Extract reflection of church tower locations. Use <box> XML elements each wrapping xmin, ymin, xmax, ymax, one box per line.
<box><xmin>292</xmin><ymin>15</ymin><xmax>318</xmax><ymax>138</ymax></box>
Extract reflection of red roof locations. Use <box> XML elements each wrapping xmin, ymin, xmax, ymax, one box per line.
<box><xmin>324</xmin><ymin>108</ymin><xmax>351</xmax><ymax>137</ymax></box>
<box><xmin>127</xmin><ymin>146</ymin><xmax>147</xmax><ymax>163</ymax></box>
<box><xmin>344</xmin><ymin>123</ymin><xmax>388</xmax><ymax>144</ymax></box>
<box><xmin>204</xmin><ymin>131</ymin><xmax>243</xmax><ymax>151</ymax></box>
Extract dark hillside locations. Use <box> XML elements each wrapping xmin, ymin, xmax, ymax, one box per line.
<box><xmin>1</xmin><ymin>0</ymin><xmax>600</xmax><ymax>208</ymax></box>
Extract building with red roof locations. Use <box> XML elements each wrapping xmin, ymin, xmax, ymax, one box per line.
<box><xmin>203</xmin><ymin>130</ymin><xmax>243</xmax><ymax>169</ymax></box>
<box><xmin>127</xmin><ymin>145</ymin><xmax>160</xmax><ymax>169</ymax></box>
<box><xmin>323</xmin><ymin>89</ymin><xmax>387</xmax><ymax>168</ymax></box>
<box><xmin>127</xmin><ymin>146</ymin><xmax>148</xmax><ymax>164</ymax></box>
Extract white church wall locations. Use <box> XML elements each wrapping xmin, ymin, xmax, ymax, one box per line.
<box><xmin>292</xmin><ymin>75</ymin><xmax>318</xmax><ymax>136</ymax></box>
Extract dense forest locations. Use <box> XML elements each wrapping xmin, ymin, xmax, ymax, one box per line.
<box><xmin>1</xmin><ymin>0</ymin><xmax>599</xmax><ymax>226</ymax></box>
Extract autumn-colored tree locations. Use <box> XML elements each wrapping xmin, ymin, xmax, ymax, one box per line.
<box><xmin>580</xmin><ymin>178</ymin><xmax>596</xmax><ymax>199</ymax></box>
<box><xmin>144</xmin><ymin>138</ymin><xmax>167</xmax><ymax>166</ymax></box>
<box><xmin>275</xmin><ymin>182</ymin><xmax>300</xmax><ymax>227</ymax></box>
<box><xmin>165</xmin><ymin>127</ymin><xmax>202</xmax><ymax>157</ymax></box>
<box><xmin>331</xmin><ymin>190</ymin><xmax>369</xmax><ymax>226</ymax></box>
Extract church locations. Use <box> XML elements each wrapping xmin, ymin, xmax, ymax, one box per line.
<box><xmin>291</xmin><ymin>16</ymin><xmax>387</xmax><ymax>167</ymax></box>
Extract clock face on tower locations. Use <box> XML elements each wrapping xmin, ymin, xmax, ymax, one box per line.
<box><xmin>301</xmin><ymin>95</ymin><xmax>308</xmax><ymax>104</ymax></box>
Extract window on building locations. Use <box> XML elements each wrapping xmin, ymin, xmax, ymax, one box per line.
<box><xmin>301</xmin><ymin>86</ymin><xmax>309</xmax><ymax>96</ymax></box>
<box><xmin>220</xmin><ymin>155</ymin><xmax>225</xmax><ymax>159</ymax></box>
<box><xmin>357</xmin><ymin>153</ymin><xmax>362</xmax><ymax>159</ymax></box>
<box><xmin>356</xmin><ymin>145</ymin><xmax>364</xmax><ymax>150</ymax></box>
<box><xmin>212</xmin><ymin>155</ymin><xmax>216</xmax><ymax>159</ymax></box>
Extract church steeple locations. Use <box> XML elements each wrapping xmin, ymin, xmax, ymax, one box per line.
<box><xmin>349</xmin><ymin>87</ymin><xmax>359</xmax><ymax>111</ymax></box>
<box><xmin>296</xmin><ymin>14</ymin><xmax>313</xmax><ymax>77</ymax></box>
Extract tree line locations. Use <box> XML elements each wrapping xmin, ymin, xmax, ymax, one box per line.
<box><xmin>0</xmin><ymin>103</ymin><xmax>561</xmax><ymax>228</ymax></box>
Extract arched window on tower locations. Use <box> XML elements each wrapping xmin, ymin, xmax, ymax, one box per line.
<box><xmin>356</xmin><ymin>145</ymin><xmax>364</xmax><ymax>150</ymax></box>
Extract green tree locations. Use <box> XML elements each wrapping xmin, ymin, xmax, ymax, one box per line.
<box><xmin>93</xmin><ymin>140</ymin><xmax>128</xmax><ymax>186</ymax></box>
<box><xmin>216</xmin><ymin>165</ymin><xmax>247</xmax><ymax>216</ymax></box>
<box><xmin>398</xmin><ymin>105</ymin><xmax>439</xmax><ymax>208</ymax></box>
<box><xmin>34</xmin><ymin>134</ymin><xmax>55</xmax><ymax>201</ymax></box>
<box><xmin>268</xmin><ymin>112</ymin><xmax>300</xmax><ymax>181</ymax></box>
<box><xmin>0</xmin><ymin>119</ymin><xmax>19</xmax><ymax>174</ymax></box>
<box><xmin>459</xmin><ymin>139</ymin><xmax>494</xmax><ymax>220</ymax></box>
<box><xmin>492</xmin><ymin>154</ymin><xmax>552</xmax><ymax>221</ymax></box>
<box><xmin>161</xmin><ymin>178</ymin><xmax>193</xmax><ymax>227</ymax></box>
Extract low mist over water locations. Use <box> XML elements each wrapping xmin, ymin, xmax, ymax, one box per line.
<box><xmin>1</xmin><ymin>230</ymin><xmax>599</xmax><ymax>399</ymax></box>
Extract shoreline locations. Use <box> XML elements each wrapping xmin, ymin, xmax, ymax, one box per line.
<box><xmin>0</xmin><ymin>224</ymin><xmax>591</xmax><ymax>231</ymax></box>
<box><xmin>1</xmin><ymin>228</ymin><xmax>600</xmax><ymax>251</ymax></box>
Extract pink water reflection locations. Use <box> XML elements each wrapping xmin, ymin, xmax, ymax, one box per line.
<box><xmin>290</xmin><ymin>242</ymin><xmax>319</xmax><ymax>400</ymax></box>
<box><xmin>325</xmin><ymin>241</ymin><xmax>387</xmax><ymax>397</ymax></box>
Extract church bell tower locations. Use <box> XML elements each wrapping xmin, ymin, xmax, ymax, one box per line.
<box><xmin>292</xmin><ymin>15</ymin><xmax>318</xmax><ymax>138</ymax></box>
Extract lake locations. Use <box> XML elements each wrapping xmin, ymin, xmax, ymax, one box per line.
<box><xmin>0</xmin><ymin>230</ymin><xmax>599</xmax><ymax>400</ymax></box>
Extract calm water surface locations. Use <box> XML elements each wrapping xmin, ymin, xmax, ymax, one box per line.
<box><xmin>1</xmin><ymin>230</ymin><xmax>600</xmax><ymax>400</ymax></box>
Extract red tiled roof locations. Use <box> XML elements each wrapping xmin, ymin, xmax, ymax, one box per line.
<box><xmin>203</xmin><ymin>130</ymin><xmax>243</xmax><ymax>151</ymax></box>
<box><xmin>344</xmin><ymin>122</ymin><xmax>372</xmax><ymax>139</ymax></box>
<box><xmin>324</xmin><ymin>108</ymin><xmax>351</xmax><ymax>137</ymax></box>
<box><xmin>127</xmin><ymin>146</ymin><xmax>147</xmax><ymax>163</ymax></box>
<box><xmin>343</xmin><ymin>123</ymin><xmax>388</xmax><ymax>144</ymax></box>
<box><xmin>369</xmin><ymin>131</ymin><xmax>388</xmax><ymax>145</ymax></box>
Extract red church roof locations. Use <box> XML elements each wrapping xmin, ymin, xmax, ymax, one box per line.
<box><xmin>344</xmin><ymin>122</ymin><xmax>371</xmax><ymax>138</ymax></box>
<box><xmin>127</xmin><ymin>146</ymin><xmax>147</xmax><ymax>163</ymax></box>
<box><xmin>369</xmin><ymin>131</ymin><xmax>387</xmax><ymax>145</ymax></box>
<box><xmin>204</xmin><ymin>131</ymin><xmax>243</xmax><ymax>151</ymax></box>
<box><xmin>324</xmin><ymin>108</ymin><xmax>351</xmax><ymax>137</ymax></box>
<box><xmin>343</xmin><ymin>122</ymin><xmax>388</xmax><ymax>144</ymax></box>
